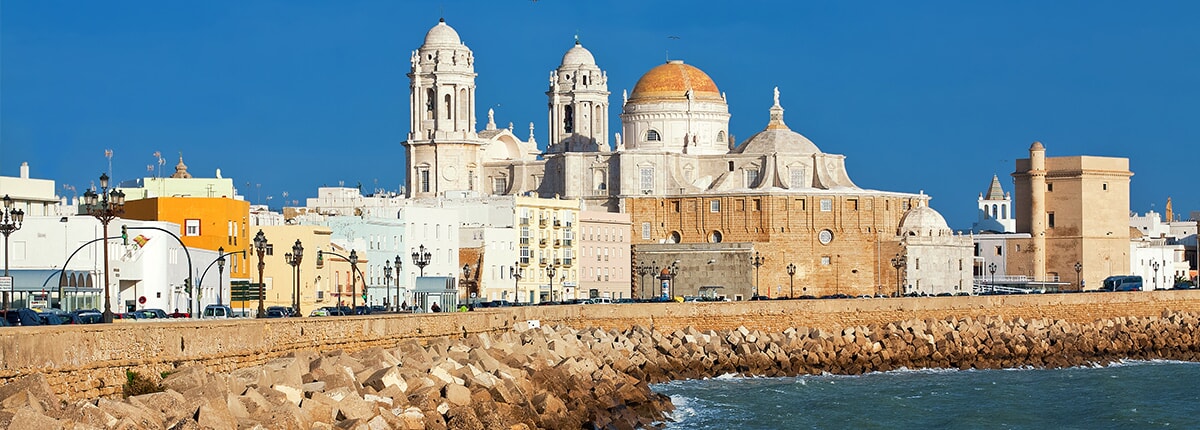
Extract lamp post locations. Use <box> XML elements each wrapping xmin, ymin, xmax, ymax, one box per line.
<box><xmin>393</xmin><ymin>255</ymin><xmax>402</xmax><ymax>311</ymax></box>
<box><xmin>1074</xmin><ymin>261</ymin><xmax>1082</xmax><ymax>291</ymax></box>
<box><xmin>547</xmin><ymin>263</ymin><xmax>557</xmax><ymax>303</ymax></box>
<box><xmin>291</xmin><ymin>240</ymin><xmax>303</xmax><ymax>315</ymax></box>
<box><xmin>462</xmin><ymin>263</ymin><xmax>472</xmax><ymax>308</ymax></box>
<box><xmin>786</xmin><ymin>263</ymin><xmax>796</xmax><ymax>298</ymax></box>
<box><xmin>411</xmin><ymin>245</ymin><xmax>431</xmax><ymax>277</ymax></box>
<box><xmin>636</xmin><ymin>263</ymin><xmax>655</xmax><ymax>300</ymax></box>
<box><xmin>890</xmin><ymin>254</ymin><xmax>905</xmax><ymax>297</ymax></box>
<box><xmin>509</xmin><ymin>263</ymin><xmax>523</xmax><ymax>304</ymax></box>
<box><xmin>253</xmin><ymin>230</ymin><xmax>269</xmax><ymax>318</ymax></box>
<box><xmin>988</xmin><ymin>262</ymin><xmax>997</xmax><ymax>293</ymax></box>
<box><xmin>317</xmin><ymin>249</ymin><xmax>359</xmax><ymax>311</ymax></box>
<box><xmin>2</xmin><ymin>195</ymin><xmax>26</xmax><ymax>310</ymax></box>
<box><xmin>217</xmin><ymin>246</ymin><xmax>225</xmax><ymax>308</ymax></box>
<box><xmin>750</xmin><ymin>251</ymin><xmax>765</xmax><ymax>297</ymax></box>
<box><xmin>81</xmin><ymin>174</ymin><xmax>125</xmax><ymax>322</ymax></box>
<box><xmin>384</xmin><ymin>259</ymin><xmax>392</xmax><ymax>312</ymax></box>
<box><xmin>1152</xmin><ymin>260</ymin><xmax>1160</xmax><ymax>291</ymax></box>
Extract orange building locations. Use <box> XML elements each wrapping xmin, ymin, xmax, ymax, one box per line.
<box><xmin>123</xmin><ymin>197</ymin><xmax>252</xmax><ymax>281</ymax></box>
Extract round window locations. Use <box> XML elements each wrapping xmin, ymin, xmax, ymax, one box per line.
<box><xmin>709</xmin><ymin>231</ymin><xmax>723</xmax><ymax>243</ymax></box>
<box><xmin>668</xmin><ymin>231</ymin><xmax>681</xmax><ymax>244</ymax></box>
<box><xmin>818</xmin><ymin>229</ymin><xmax>833</xmax><ymax>245</ymax></box>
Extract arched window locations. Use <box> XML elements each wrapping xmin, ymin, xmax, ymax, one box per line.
<box><xmin>458</xmin><ymin>88</ymin><xmax>469</xmax><ymax>123</ymax></box>
<box><xmin>667</xmin><ymin>231</ymin><xmax>681</xmax><ymax>243</ymax></box>
<box><xmin>582</xmin><ymin>75</ymin><xmax>589</xmax><ymax>85</ymax></box>
<box><xmin>444</xmin><ymin>94</ymin><xmax>452</xmax><ymax>119</ymax></box>
<box><xmin>992</xmin><ymin>204</ymin><xmax>998</xmax><ymax>219</ymax></box>
<box><xmin>564</xmin><ymin>106</ymin><xmax>574</xmax><ymax>134</ymax></box>
<box><xmin>425</xmin><ymin>89</ymin><xmax>435</xmax><ymax>119</ymax></box>
<box><xmin>717</xmin><ymin>130</ymin><xmax>726</xmax><ymax>143</ymax></box>
<box><xmin>1001</xmin><ymin>204</ymin><xmax>1007</xmax><ymax>219</ymax></box>
<box><xmin>646</xmin><ymin>129</ymin><xmax>661</xmax><ymax>142</ymax></box>
<box><xmin>708</xmin><ymin>231</ymin><xmax>723</xmax><ymax>243</ymax></box>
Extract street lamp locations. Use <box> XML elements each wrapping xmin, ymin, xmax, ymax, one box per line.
<box><xmin>253</xmin><ymin>229</ymin><xmax>269</xmax><ymax>318</ymax></box>
<box><xmin>988</xmin><ymin>262</ymin><xmax>997</xmax><ymax>293</ymax></box>
<box><xmin>217</xmin><ymin>246</ymin><xmax>226</xmax><ymax>308</ymax></box>
<box><xmin>890</xmin><ymin>254</ymin><xmax>906</xmax><ymax>297</ymax></box>
<box><xmin>509</xmin><ymin>263</ymin><xmax>523</xmax><ymax>304</ymax></box>
<box><xmin>393</xmin><ymin>255</ymin><xmax>402</xmax><ymax>311</ymax></box>
<box><xmin>750</xmin><ymin>251</ymin><xmax>765</xmax><ymax>297</ymax></box>
<box><xmin>411</xmin><ymin>245</ymin><xmax>431</xmax><ymax>277</ymax></box>
<box><xmin>1</xmin><ymin>195</ymin><xmax>26</xmax><ymax>310</ymax></box>
<box><xmin>462</xmin><ymin>263</ymin><xmax>473</xmax><ymax>308</ymax></box>
<box><xmin>384</xmin><ymin>259</ymin><xmax>393</xmax><ymax>312</ymax></box>
<box><xmin>1152</xmin><ymin>260</ymin><xmax>1161</xmax><ymax>290</ymax></box>
<box><xmin>636</xmin><ymin>263</ymin><xmax>655</xmax><ymax>300</ymax></box>
<box><xmin>81</xmin><ymin>174</ymin><xmax>125</xmax><ymax>323</ymax></box>
<box><xmin>1074</xmin><ymin>261</ymin><xmax>1082</xmax><ymax>291</ymax></box>
<box><xmin>291</xmin><ymin>239</ymin><xmax>302</xmax><ymax>314</ymax></box>
<box><xmin>786</xmin><ymin>263</ymin><xmax>796</xmax><ymax>298</ymax></box>
<box><xmin>547</xmin><ymin>263</ymin><xmax>557</xmax><ymax>303</ymax></box>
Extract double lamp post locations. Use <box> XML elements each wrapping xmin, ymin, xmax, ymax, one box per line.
<box><xmin>81</xmin><ymin>174</ymin><xmax>126</xmax><ymax>323</ymax></box>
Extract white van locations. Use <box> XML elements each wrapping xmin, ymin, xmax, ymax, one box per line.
<box><xmin>202</xmin><ymin>304</ymin><xmax>234</xmax><ymax>319</ymax></box>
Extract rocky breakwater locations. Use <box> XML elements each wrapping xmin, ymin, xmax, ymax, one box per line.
<box><xmin>2</xmin><ymin>310</ymin><xmax>1199</xmax><ymax>429</ymax></box>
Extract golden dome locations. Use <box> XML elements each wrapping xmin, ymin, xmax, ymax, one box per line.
<box><xmin>629</xmin><ymin>60</ymin><xmax>722</xmax><ymax>102</ymax></box>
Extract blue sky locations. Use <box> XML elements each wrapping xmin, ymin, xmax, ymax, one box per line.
<box><xmin>2</xmin><ymin>1</ymin><xmax>1198</xmax><ymax>229</ymax></box>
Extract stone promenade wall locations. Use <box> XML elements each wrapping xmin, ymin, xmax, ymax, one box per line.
<box><xmin>1</xmin><ymin>291</ymin><xmax>1198</xmax><ymax>401</ymax></box>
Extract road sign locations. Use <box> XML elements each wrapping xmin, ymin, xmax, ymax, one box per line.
<box><xmin>0</xmin><ymin>277</ymin><xmax>11</xmax><ymax>290</ymax></box>
<box><xmin>138</xmin><ymin>296</ymin><xmax>147</xmax><ymax>304</ymax></box>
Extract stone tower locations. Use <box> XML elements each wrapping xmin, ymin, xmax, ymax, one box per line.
<box><xmin>547</xmin><ymin>40</ymin><xmax>609</xmax><ymax>153</ymax></box>
<box><xmin>1028</xmin><ymin>141</ymin><xmax>1048</xmax><ymax>283</ymax></box>
<box><xmin>404</xmin><ymin>18</ymin><xmax>480</xmax><ymax>198</ymax></box>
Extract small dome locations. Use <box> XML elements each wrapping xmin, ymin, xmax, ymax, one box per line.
<box><xmin>629</xmin><ymin>60</ymin><xmax>722</xmax><ymax>102</ymax></box>
<box><xmin>1030</xmin><ymin>141</ymin><xmax>1045</xmax><ymax>151</ymax></box>
<box><xmin>899</xmin><ymin>205</ymin><xmax>951</xmax><ymax>236</ymax></box>
<box><xmin>735</xmin><ymin>128</ymin><xmax>821</xmax><ymax>154</ymax></box>
<box><xmin>422</xmin><ymin>19</ymin><xmax>463</xmax><ymax>47</ymax></box>
<box><xmin>560</xmin><ymin>41</ymin><xmax>596</xmax><ymax>67</ymax></box>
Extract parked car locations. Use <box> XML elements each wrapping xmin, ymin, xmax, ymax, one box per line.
<box><xmin>139</xmin><ymin>309</ymin><xmax>169</xmax><ymax>319</ymax></box>
<box><xmin>369</xmin><ymin>305</ymin><xmax>388</xmax><ymax>313</ymax></box>
<box><xmin>202</xmin><ymin>304</ymin><xmax>234</xmax><ymax>319</ymax></box>
<box><xmin>168</xmin><ymin>311</ymin><xmax>191</xmax><ymax>318</ymax></box>
<box><xmin>37</xmin><ymin>312</ymin><xmax>65</xmax><ymax>325</ymax></box>
<box><xmin>6</xmin><ymin>308</ymin><xmax>42</xmax><ymax>326</ymax></box>
<box><xmin>265</xmin><ymin>309</ymin><xmax>287</xmax><ymax>318</ymax></box>
<box><xmin>68</xmin><ymin>309</ymin><xmax>104</xmax><ymax>324</ymax></box>
<box><xmin>267</xmin><ymin>306</ymin><xmax>294</xmax><ymax>317</ymax></box>
<box><xmin>309</xmin><ymin>308</ymin><xmax>329</xmax><ymax>317</ymax></box>
<box><xmin>1102</xmin><ymin>275</ymin><xmax>1144</xmax><ymax>292</ymax></box>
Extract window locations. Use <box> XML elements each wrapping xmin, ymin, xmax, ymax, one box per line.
<box><xmin>744</xmin><ymin>169</ymin><xmax>759</xmax><ymax>188</ymax></box>
<box><xmin>717</xmin><ymin>130</ymin><xmax>726</xmax><ymax>143</ymax></box>
<box><xmin>672</xmin><ymin>201</ymin><xmax>680</xmax><ymax>212</ymax></box>
<box><xmin>820</xmin><ymin>199</ymin><xmax>832</xmax><ymax>212</ymax></box>
<box><xmin>1103</xmin><ymin>183</ymin><xmax>1108</xmax><ymax>191</ymax></box>
<box><xmin>709</xmin><ymin>231</ymin><xmax>723</xmax><ymax>243</ymax></box>
<box><xmin>995</xmin><ymin>246</ymin><xmax>1003</xmax><ymax>256</ymax></box>
<box><xmin>564</xmin><ymin>106</ymin><xmax>574</xmax><ymax>134</ymax></box>
<box><xmin>796</xmin><ymin>199</ymin><xmax>806</xmax><ymax>211</ymax></box>
<box><xmin>821</xmin><ymin>256</ymin><xmax>831</xmax><ymax>265</ymax></box>
<box><xmin>728</xmin><ymin>161</ymin><xmax>735</xmax><ymax>172</ymax></box>
<box><xmin>419</xmin><ymin>168</ymin><xmax>431</xmax><ymax>193</ymax></box>
<box><xmin>790</xmin><ymin>166</ymin><xmax>806</xmax><ymax>188</ymax></box>
<box><xmin>753</xmin><ymin>199</ymin><xmax>761</xmax><ymax>211</ymax></box>
<box><xmin>1047</xmin><ymin>183</ymin><xmax>1053</xmax><ymax>192</ymax></box>
<box><xmin>1047</xmin><ymin>212</ymin><xmax>1055</xmax><ymax>228</ymax></box>
<box><xmin>444</xmin><ymin>94</ymin><xmax>452</xmax><ymax>119</ymax></box>
<box><xmin>184</xmin><ymin>219</ymin><xmax>200</xmax><ymax>237</ymax></box>
<box><xmin>667</xmin><ymin>231</ymin><xmax>681</xmax><ymax>243</ymax></box>
<box><xmin>710</xmin><ymin>200</ymin><xmax>721</xmax><ymax>212</ymax></box>
<box><xmin>265</xmin><ymin>244</ymin><xmax>274</xmax><ymax>256</ymax></box>
<box><xmin>520</xmin><ymin>247</ymin><xmax>530</xmax><ymax>265</ymax></box>
<box><xmin>467</xmin><ymin>170</ymin><xmax>475</xmax><ymax>190</ymax></box>
<box><xmin>492</xmin><ymin>176</ymin><xmax>507</xmax><ymax>194</ymax></box>
<box><xmin>641</xmin><ymin>222</ymin><xmax>651</xmax><ymax>240</ymax></box>
<box><xmin>915</xmin><ymin>258</ymin><xmax>920</xmax><ymax>270</ymax></box>
<box><xmin>646</xmin><ymin>129</ymin><xmax>661</xmax><ymax>141</ymax></box>
<box><xmin>640</xmin><ymin>167</ymin><xmax>654</xmax><ymax>194</ymax></box>
<box><xmin>847</xmin><ymin>199</ymin><xmax>858</xmax><ymax>211</ymax></box>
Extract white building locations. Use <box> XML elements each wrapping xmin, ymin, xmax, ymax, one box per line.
<box><xmin>897</xmin><ymin>205</ymin><xmax>974</xmax><ymax>295</ymax></box>
<box><xmin>0</xmin><ymin>215</ymin><xmax>219</xmax><ymax>313</ymax></box>
<box><xmin>972</xmin><ymin>175</ymin><xmax>1014</xmax><ymax>233</ymax></box>
<box><xmin>0</xmin><ymin>162</ymin><xmax>73</xmax><ymax>217</ymax></box>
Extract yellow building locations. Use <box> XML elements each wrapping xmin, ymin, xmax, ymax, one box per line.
<box><xmin>515</xmin><ymin>196</ymin><xmax>580</xmax><ymax>302</ymax></box>
<box><xmin>256</xmin><ymin>225</ymin><xmax>334</xmax><ymax>315</ymax></box>
<box><xmin>123</xmin><ymin>197</ymin><xmax>251</xmax><ymax>281</ymax></box>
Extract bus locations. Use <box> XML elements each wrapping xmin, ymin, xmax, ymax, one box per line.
<box><xmin>1101</xmin><ymin>276</ymin><xmax>1143</xmax><ymax>292</ymax></box>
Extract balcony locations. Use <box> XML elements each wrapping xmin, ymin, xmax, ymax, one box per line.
<box><xmin>539</xmin><ymin>238</ymin><xmax>548</xmax><ymax>247</ymax></box>
<box><xmin>563</xmin><ymin>239</ymin><xmax>573</xmax><ymax>247</ymax></box>
<box><xmin>553</xmin><ymin>239</ymin><xmax>561</xmax><ymax>247</ymax></box>
<box><xmin>519</xmin><ymin>237</ymin><xmax>530</xmax><ymax>245</ymax></box>
<box><xmin>539</xmin><ymin>258</ymin><xmax>548</xmax><ymax>267</ymax></box>
<box><xmin>553</xmin><ymin>220</ymin><xmax>562</xmax><ymax>229</ymax></box>
<box><xmin>539</xmin><ymin>218</ymin><xmax>548</xmax><ymax>228</ymax></box>
<box><xmin>519</xmin><ymin>217</ymin><xmax>529</xmax><ymax>226</ymax></box>
<box><xmin>562</xmin><ymin>258</ymin><xmax>573</xmax><ymax>267</ymax></box>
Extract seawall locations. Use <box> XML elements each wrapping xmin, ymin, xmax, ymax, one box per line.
<box><xmin>2</xmin><ymin>291</ymin><xmax>1200</xmax><ymax>402</ymax></box>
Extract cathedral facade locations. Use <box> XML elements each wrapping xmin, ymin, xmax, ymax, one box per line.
<box><xmin>403</xmin><ymin>20</ymin><xmax>970</xmax><ymax>299</ymax></box>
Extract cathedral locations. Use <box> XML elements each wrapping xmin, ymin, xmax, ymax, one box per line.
<box><xmin>403</xmin><ymin>19</ymin><xmax>972</xmax><ymax>299</ymax></box>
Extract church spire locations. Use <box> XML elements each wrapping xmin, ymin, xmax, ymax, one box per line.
<box><xmin>984</xmin><ymin>174</ymin><xmax>1004</xmax><ymax>200</ymax></box>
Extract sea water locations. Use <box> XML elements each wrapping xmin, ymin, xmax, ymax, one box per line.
<box><xmin>652</xmin><ymin>360</ymin><xmax>1200</xmax><ymax>429</ymax></box>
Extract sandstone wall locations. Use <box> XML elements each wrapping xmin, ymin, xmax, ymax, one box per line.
<box><xmin>2</xmin><ymin>291</ymin><xmax>1198</xmax><ymax>401</ymax></box>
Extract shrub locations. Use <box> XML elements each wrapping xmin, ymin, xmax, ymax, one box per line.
<box><xmin>123</xmin><ymin>370</ymin><xmax>163</xmax><ymax>397</ymax></box>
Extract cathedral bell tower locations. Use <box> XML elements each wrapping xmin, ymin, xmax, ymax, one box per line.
<box><xmin>404</xmin><ymin>18</ymin><xmax>480</xmax><ymax>198</ymax></box>
<box><xmin>546</xmin><ymin>40</ymin><xmax>609</xmax><ymax>153</ymax></box>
